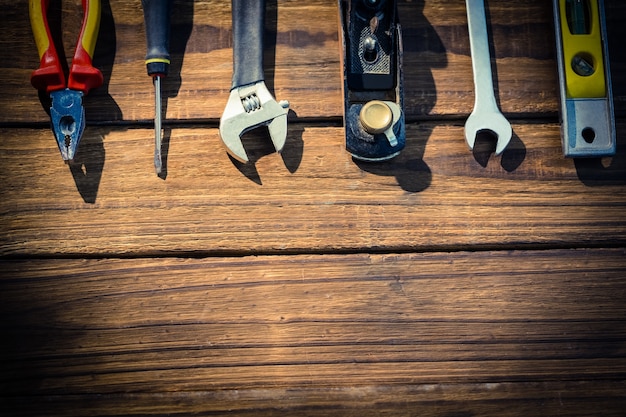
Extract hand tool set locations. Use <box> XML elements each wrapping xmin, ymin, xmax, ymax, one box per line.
<box><xmin>27</xmin><ymin>0</ymin><xmax>616</xmax><ymax>173</ymax></box>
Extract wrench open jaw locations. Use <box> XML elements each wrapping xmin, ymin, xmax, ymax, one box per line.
<box><xmin>464</xmin><ymin>109</ymin><xmax>512</xmax><ymax>156</ymax></box>
<box><xmin>220</xmin><ymin>81</ymin><xmax>289</xmax><ymax>163</ymax></box>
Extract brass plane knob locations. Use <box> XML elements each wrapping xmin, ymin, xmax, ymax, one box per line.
<box><xmin>359</xmin><ymin>100</ymin><xmax>393</xmax><ymax>134</ymax></box>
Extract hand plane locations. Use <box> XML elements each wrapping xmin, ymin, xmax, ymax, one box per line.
<box><xmin>553</xmin><ymin>0</ymin><xmax>615</xmax><ymax>157</ymax></box>
<box><xmin>339</xmin><ymin>0</ymin><xmax>404</xmax><ymax>161</ymax></box>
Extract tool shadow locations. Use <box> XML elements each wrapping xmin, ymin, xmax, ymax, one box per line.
<box><xmin>71</xmin><ymin>0</ymin><xmax>124</xmax><ymax>203</ymax></box>
<box><xmin>156</xmin><ymin>0</ymin><xmax>195</xmax><ymax>180</ymax></box>
<box><xmin>574</xmin><ymin>124</ymin><xmax>626</xmax><ymax>186</ymax></box>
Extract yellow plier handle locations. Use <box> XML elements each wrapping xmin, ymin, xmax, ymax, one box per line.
<box><xmin>29</xmin><ymin>0</ymin><xmax>64</xmax><ymax>93</ymax></box>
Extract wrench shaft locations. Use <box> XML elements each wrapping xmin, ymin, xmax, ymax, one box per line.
<box><xmin>231</xmin><ymin>0</ymin><xmax>265</xmax><ymax>89</ymax></box>
<box><xmin>466</xmin><ymin>0</ymin><xmax>498</xmax><ymax>112</ymax></box>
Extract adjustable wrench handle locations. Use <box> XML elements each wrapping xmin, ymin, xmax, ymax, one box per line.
<box><xmin>231</xmin><ymin>0</ymin><xmax>265</xmax><ymax>89</ymax></box>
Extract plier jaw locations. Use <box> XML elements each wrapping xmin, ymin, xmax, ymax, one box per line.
<box><xmin>50</xmin><ymin>89</ymin><xmax>85</xmax><ymax>162</ymax></box>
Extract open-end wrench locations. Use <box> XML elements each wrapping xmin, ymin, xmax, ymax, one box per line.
<box><xmin>464</xmin><ymin>0</ymin><xmax>511</xmax><ymax>155</ymax></box>
<box><xmin>219</xmin><ymin>0</ymin><xmax>289</xmax><ymax>163</ymax></box>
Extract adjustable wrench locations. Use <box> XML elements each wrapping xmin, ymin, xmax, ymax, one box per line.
<box><xmin>464</xmin><ymin>0</ymin><xmax>511</xmax><ymax>155</ymax></box>
<box><xmin>219</xmin><ymin>0</ymin><xmax>289</xmax><ymax>163</ymax></box>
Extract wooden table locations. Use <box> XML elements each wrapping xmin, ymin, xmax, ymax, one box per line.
<box><xmin>2</xmin><ymin>0</ymin><xmax>626</xmax><ymax>415</ymax></box>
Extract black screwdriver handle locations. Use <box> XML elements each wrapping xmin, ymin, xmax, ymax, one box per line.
<box><xmin>142</xmin><ymin>0</ymin><xmax>172</xmax><ymax>77</ymax></box>
<box><xmin>231</xmin><ymin>0</ymin><xmax>265</xmax><ymax>89</ymax></box>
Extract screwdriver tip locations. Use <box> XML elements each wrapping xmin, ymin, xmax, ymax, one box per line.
<box><xmin>154</xmin><ymin>150</ymin><xmax>162</xmax><ymax>175</ymax></box>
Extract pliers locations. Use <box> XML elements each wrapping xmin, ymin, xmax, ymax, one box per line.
<box><xmin>29</xmin><ymin>0</ymin><xmax>103</xmax><ymax>162</ymax></box>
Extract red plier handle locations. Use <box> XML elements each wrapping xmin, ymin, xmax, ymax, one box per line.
<box><xmin>29</xmin><ymin>0</ymin><xmax>104</xmax><ymax>95</ymax></box>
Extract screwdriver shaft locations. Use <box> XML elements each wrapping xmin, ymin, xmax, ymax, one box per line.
<box><xmin>154</xmin><ymin>75</ymin><xmax>162</xmax><ymax>174</ymax></box>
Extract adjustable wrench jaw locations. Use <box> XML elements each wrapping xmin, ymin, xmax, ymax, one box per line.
<box><xmin>219</xmin><ymin>81</ymin><xmax>289</xmax><ymax>163</ymax></box>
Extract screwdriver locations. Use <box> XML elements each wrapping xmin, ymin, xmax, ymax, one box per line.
<box><xmin>141</xmin><ymin>0</ymin><xmax>172</xmax><ymax>175</ymax></box>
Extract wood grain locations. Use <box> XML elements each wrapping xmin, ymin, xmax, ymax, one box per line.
<box><xmin>2</xmin><ymin>122</ymin><xmax>626</xmax><ymax>256</ymax></box>
<box><xmin>1</xmin><ymin>249</ymin><xmax>625</xmax><ymax>414</ymax></box>
<box><xmin>4</xmin><ymin>383</ymin><xmax>626</xmax><ymax>417</ymax></box>
<box><xmin>2</xmin><ymin>0</ymin><xmax>626</xmax><ymax>415</ymax></box>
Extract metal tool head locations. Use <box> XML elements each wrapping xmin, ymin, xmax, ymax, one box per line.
<box><xmin>50</xmin><ymin>88</ymin><xmax>86</xmax><ymax>162</ymax></box>
<box><xmin>464</xmin><ymin>110</ymin><xmax>512</xmax><ymax>156</ymax></box>
<box><xmin>219</xmin><ymin>81</ymin><xmax>289</xmax><ymax>163</ymax></box>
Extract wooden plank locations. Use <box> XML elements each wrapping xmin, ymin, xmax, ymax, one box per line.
<box><xmin>2</xmin><ymin>122</ymin><xmax>626</xmax><ymax>256</ymax></box>
<box><xmin>4</xmin><ymin>0</ymin><xmax>625</xmax><ymax>124</ymax></box>
<box><xmin>1</xmin><ymin>249</ymin><xmax>625</xmax><ymax>411</ymax></box>
<box><xmin>3</xmin><ymin>1</ymin><xmax>626</xmax><ymax>415</ymax></box>
<box><xmin>4</xmin><ymin>382</ymin><xmax>626</xmax><ymax>417</ymax></box>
